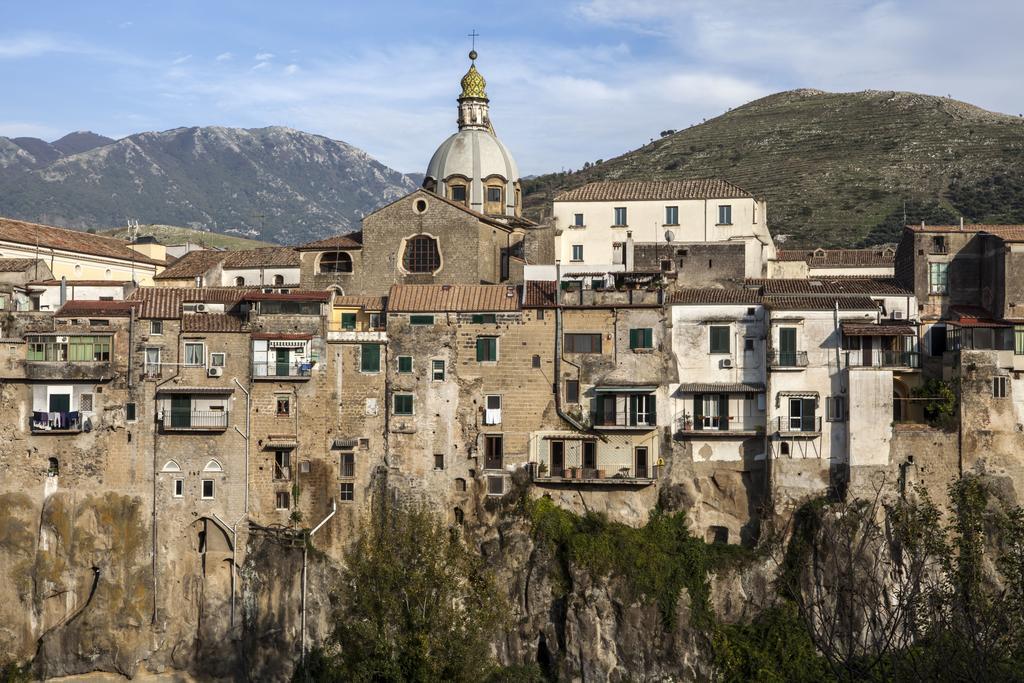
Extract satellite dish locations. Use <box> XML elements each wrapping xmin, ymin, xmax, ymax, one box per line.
<box><xmin>664</xmin><ymin>230</ymin><xmax>675</xmax><ymax>243</ymax></box>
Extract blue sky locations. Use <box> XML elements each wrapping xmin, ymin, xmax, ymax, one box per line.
<box><xmin>2</xmin><ymin>1</ymin><xmax>1022</xmax><ymax>175</ymax></box>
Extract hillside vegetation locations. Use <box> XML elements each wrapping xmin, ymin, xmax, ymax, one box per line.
<box><xmin>523</xmin><ymin>89</ymin><xmax>1024</xmax><ymax>247</ymax></box>
<box><xmin>100</xmin><ymin>224</ymin><xmax>273</xmax><ymax>250</ymax></box>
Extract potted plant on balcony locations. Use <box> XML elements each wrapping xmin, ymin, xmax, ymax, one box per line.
<box><xmin>537</xmin><ymin>462</ymin><xmax>548</xmax><ymax>478</ymax></box>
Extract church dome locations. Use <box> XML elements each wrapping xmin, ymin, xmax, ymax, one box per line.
<box><xmin>423</xmin><ymin>51</ymin><xmax>521</xmax><ymax>218</ymax></box>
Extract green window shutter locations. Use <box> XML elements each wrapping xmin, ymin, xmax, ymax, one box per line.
<box><xmin>398</xmin><ymin>356</ymin><xmax>412</xmax><ymax>373</ymax></box>
<box><xmin>644</xmin><ymin>329</ymin><xmax>653</xmax><ymax>348</ymax></box>
<box><xmin>648</xmin><ymin>395</ymin><xmax>656</xmax><ymax>425</ymax></box>
<box><xmin>361</xmin><ymin>344</ymin><xmax>380</xmax><ymax>372</ymax></box>
<box><xmin>476</xmin><ymin>338</ymin><xmax>485</xmax><ymax>361</ymax></box>
<box><xmin>471</xmin><ymin>314</ymin><xmax>483</xmax><ymax>324</ymax></box>
<box><xmin>693</xmin><ymin>394</ymin><xmax>703</xmax><ymax>430</ymax></box>
<box><xmin>718</xmin><ymin>394</ymin><xmax>729</xmax><ymax>431</ymax></box>
<box><xmin>341</xmin><ymin>313</ymin><xmax>356</xmax><ymax>330</ymax></box>
<box><xmin>629</xmin><ymin>395</ymin><xmax>638</xmax><ymax>425</ymax></box>
<box><xmin>629</xmin><ymin>329</ymin><xmax>639</xmax><ymax>349</ymax></box>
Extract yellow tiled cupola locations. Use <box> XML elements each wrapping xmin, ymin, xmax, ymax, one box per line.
<box><xmin>459</xmin><ymin>51</ymin><xmax>488</xmax><ymax>100</ymax></box>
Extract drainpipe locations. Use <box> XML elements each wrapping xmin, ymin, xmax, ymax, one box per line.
<box><xmin>302</xmin><ymin>499</ymin><xmax>337</xmax><ymax>666</ymax></box>
<box><xmin>554</xmin><ymin>261</ymin><xmax>587</xmax><ymax>432</ymax></box>
<box><xmin>233</xmin><ymin>378</ymin><xmax>251</xmax><ymax>515</ymax></box>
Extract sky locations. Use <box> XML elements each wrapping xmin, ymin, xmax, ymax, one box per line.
<box><xmin>1</xmin><ymin>1</ymin><xmax>1022</xmax><ymax>176</ymax></box>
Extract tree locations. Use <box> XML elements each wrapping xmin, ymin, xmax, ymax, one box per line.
<box><xmin>303</xmin><ymin>502</ymin><xmax>506</xmax><ymax>682</ymax></box>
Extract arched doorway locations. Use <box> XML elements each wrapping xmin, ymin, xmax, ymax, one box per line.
<box><xmin>893</xmin><ymin>378</ymin><xmax>910</xmax><ymax>423</ymax></box>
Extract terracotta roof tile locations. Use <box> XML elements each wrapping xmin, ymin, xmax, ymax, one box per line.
<box><xmin>127</xmin><ymin>287</ymin><xmax>251</xmax><ymax>318</ymax></box>
<box><xmin>841</xmin><ymin>322</ymin><xmax>916</xmax><ymax>336</ymax></box>
<box><xmin>554</xmin><ymin>179</ymin><xmax>753</xmax><ymax>202</ymax></box>
<box><xmin>908</xmin><ymin>223</ymin><xmax>1024</xmax><ymax>235</ymax></box>
<box><xmin>333</xmin><ymin>295</ymin><xmax>386</xmax><ymax>311</ymax></box>
<box><xmin>297</xmin><ymin>231</ymin><xmax>363</xmax><ymax>251</ymax></box>
<box><xmin>388</xmin><ymin>284</ymin><xmax>521</xmax><ymax>312</ymax></box>
<box><xmin>667</xmin><ymin>288</ymin><xmax>762</xmax><ymax>305</ymax></box>
<box><xmin>241</xmin><ymin>290</ymin><xmax>331</xmax><ymax>302</ymax></box>
<box><xmin>775</xmin><ymin>248</ymin><xmax>895</xmax><ymax>267</ymax></box>
<box><xmin>0</xmin><ymin>257</ymin><xmax>41</xmax><ymax>272</ymax></box>
<box><xmin>181</xmin><ymin>313</ymin><xmax>245</xmax><ymax>333</ymax></box>
<box><xmin>0</xmin><ymin>216</ymin><xmax>165</xmax><ymax>265</ymax></box>
<box><xmin>55</xmin><ymin>300</ymin><xmax>141</xmax><ymax>317</ymax></box>
<box><xmin>753</xmin><ymin>278</ymin><xmax>911</xmax><ymax>296</ymax></box>
<box><xmin>154</xmin><ymin>247</ymin><xmax>299</xmax><ymax>280</ymax></box>
<box><xmin>29</xmin><ymin>279</ymin><xmax>129</xmax><ymax>287</ymax></box>
<box><xmin>523</xmin><ymin>281</ymin><xmax>558</xmax><ymax>308</ymax></box>
<box><xmin>765</xmin><ymin>296</ymin><xmax>878</xmax><ymax>311</ymax></box>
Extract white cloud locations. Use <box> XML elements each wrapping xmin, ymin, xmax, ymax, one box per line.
<box><xmin>215</xmin><ymin>52</ymin><xmax>234</xmax><ymax>62</ymax></box>
<box><xmin>254</xmin><ymin>52</ymin><xmax>275</xmax><ymax>61</ymax></box>
<box><xmin>0</xmin><ymin>33</ymin><xmax>70</xmax><ymax>58</ymax></box>
<box><xmin>171</xmin><ymin>55</ymin><xmax>192</xmax><ymax>65</ymax></box>
<box><xmin>284</xmin><ymin>64</ymin><xmax>300</xmax><ymax>75</ymax></box>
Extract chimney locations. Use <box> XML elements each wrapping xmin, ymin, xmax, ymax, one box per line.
<box><xmin>59</xmin><ymin>276</ymin><xmax>67</xmax><ymax>306</ymax></box>
<box><xmin>194</xmin><ymin>276</ymin><xmax>202</xmax><ymax>288</ymax></box>
<box><xmin>960</xmin><ymin>216</ymin><xmax>964</xmax><ymax>230</ymax></box>
<box><xmin>625</xmin><ymin>231</ymin><xmax>635</xmax><ymax>272</ymax></box>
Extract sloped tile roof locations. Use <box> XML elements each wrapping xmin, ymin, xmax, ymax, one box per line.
<box><xmin>241</xmin><ymin>290</ymin><xmax>331</xmax><ymax>302</ymax></box>
<box><xmin>765</xmin><ymin>296</ymin><xmax>878</xmax><ymax>311</ymax></box>
<box><xmin>54</xmin><ymin>300</ymin><xmax>141</xmax><ymax>317</ymax></box>
<box><xmin>677</xmin><ymin>382</ymin><xmax>765</xmax><ymax>393</ymax></box>
<box><xmin>979</xmin><ymin>227</ymin><xmax>1024</xmax><ymax>243</ymax></box>
<box><xmin>127</xmin><ymin>287</ymin><xmax>251</xmax><ymax>318</ymax></box>
<box><xmin>753</xmin><ymin>278</ymin><xmax>911</xmax><ymax>296</ymax></box>
<box><xmin>667</xmin><ymin>288</ymin><xmax>763</xmax><ymax>305</ymax></box>
<box><xmin>523</xmin><ymin>281</ymin><xmax>558</xmax><ymax>308</ymax></box>
<box><xmin>181</xmin><ymin>313</ymin><xmax>245</xmax><ymax>333</ymax></box>
<box><xmin>297</xmin><ymin>231</ymin><xmax>363</xmax><ymax>251</ymax></box>
<box><xmin>0</xmin><ymin>216</ymin><xmax>165</xmax><ymax>265</ymax></box>
<box><xmin>775</xmin><ymin>248</ymin><xmax>896</xmax><ymax>267</ymax></box>
<box><xmin>841</xmin><ymin>322</ymin><xmax>916</xmax><ymax>336</ymax></box>
<box><xmin>154</xmin><ymin>247</ymin><xmax>299</xmax><ymax>280</ymax></box>
<box><xmin>153</xmin><ymin>250</ymin><xmax>227</xmax><ymax>280</ymax></box>
<box><xmin>333</xmin><ymin>295</ymin><xmax>386</xmax><ymax>311</ymax></box>
<box><xmin>388</xmin><ymin>284</ymin><xmax>521</xmax><ymax>312</ymax></box>
<box><xmin>554</xmin><ymin>179</ymin><xmax>753</xmax><ymax>202</ymax></box>
<box><xmin>909</xmin><ymin>223</ymin><xmax>1024</xmax><ymax>234</ymax></box>
<box><xmin>28</xmin><ymin>279</ymin><xmax>129</xmax><ymax>286</ymax></box>
<box><xmin>0</xmin><ymin>257</ymin><xmax>41</xmax><ymax>272</ymax></box>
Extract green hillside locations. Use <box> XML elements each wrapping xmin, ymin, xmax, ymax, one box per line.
<box><xmin>101</xmin><ymin>224</ymin><xmax>274</xmax><ymax>250</ymax></box>
<box><xmin>523</xmin><ymin>89</ymin><xmax>1024</xmax><ymax>247</ymax></box>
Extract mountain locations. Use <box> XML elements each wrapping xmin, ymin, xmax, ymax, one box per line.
<box><xmin>0</xmin><ymin>126</ymin><xmax>419</xmax><ymax>244</ymax></box>
<box><xmin>523</xmin><ymin>89</ymin><xmax>1024</xmax><ymax>247</ymax></box>
<box><xmin>101</xmin><ymin>224</ymin><xmax>274</xmax><ymax>250</ymax></box>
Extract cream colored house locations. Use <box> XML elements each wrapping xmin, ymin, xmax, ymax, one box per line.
<box><xmin>552</xmin><ymin>179</ymin><xmax>775</xmax><ymax>277</ymax></box>
<box><xmin>0</xmin><ymin>216</ymin><xmax>165</xmax><ymax>284</ymax></box>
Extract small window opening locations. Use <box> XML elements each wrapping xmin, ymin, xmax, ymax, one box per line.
<box><xmin>48</xmin><ymin>457</ymin><xmax>59</xmax><ymax>477</ymax></box>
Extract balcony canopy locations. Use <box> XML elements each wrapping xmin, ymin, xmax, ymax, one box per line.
<box><xmin>677</xmin><ymin>382</ymin><xmax>765</xmax><ymax>394</ymax></box>
<box><xmin>594</xmin><ymin>385</ymin><xmax>657</xmax><ymax>393</ymax></box>
<box><xmin>841</xmin><ymin>322</ymin><xmax>916</xmax><ymax>336</ymax></box>
<box><xmin>156</xmin><ymin>386</ymin><xmax>234</xmax><ymax>395</ymax></box>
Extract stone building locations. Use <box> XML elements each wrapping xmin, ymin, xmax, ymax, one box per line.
<box><xmin>153</xmin><ymin>247</ymin><xmax>300</xmax><ymax>288</ymax></box>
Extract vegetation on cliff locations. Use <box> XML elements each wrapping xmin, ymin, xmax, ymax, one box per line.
<box><xmin>299</xmin><ymin>503</ymin><xmax>510</xmax><ymax>682</ymax></box>
<box><xmin>523</xmin><ymin>89</ymin><xmax>1024</xmax><ymax>247</ymax></box>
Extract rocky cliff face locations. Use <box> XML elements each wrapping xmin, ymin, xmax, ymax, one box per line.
<box><xmin>0</xmin><ymin>126</ymin><xmax>419</xmax><ymax>243</ymax></box>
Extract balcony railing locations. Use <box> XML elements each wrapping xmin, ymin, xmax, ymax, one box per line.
<box><xmin>676</xmin><ymin>414</ymin><xmax>767</xmax><ymax>434</ymax></box>
<box><xmin>592</xmin><ymin>411</ymin><xmax>657</xmax><ymax>429</ymax></box>
<box><xmin>845</xmin><ymin>350</ymin><xmax>920</xmax><ymax>369</ymax></box>
<box><xmin>326</xmin><ymin>322</ymin><xmax>386</xmax><ymax>333</ymax></box>
<box><xmin>30</xmin><ymin>411</ymin><xmax>82</xmax><ymax>433</ymax></box>
<box><xmin>775</xmin><ymin>416</ymin><xmax>822</xmax><ymax>435</ymax></box>
<box><xmin>162</xmin><ymin>410</ymin><xmax>230</xmax><ymax>431</ymax></box>
<box><xmin>769</xmin><ymin>350</ymin><xmax>808</xmax><ymax>368</ymax></box>
<box><xmin>533</xmin><ymin>463</ymin><xmax>656</xmax><ymax>484</ymax></box>
<box><xmin>252</xmin><ymin>361</ymin><xmax>313</xmax><ymax>379</ymax></box>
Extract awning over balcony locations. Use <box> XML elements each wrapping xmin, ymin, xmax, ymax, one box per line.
<box><xmin>156</xmin><ymin>386</ymin><xmax>234</xmax><ymax>395</ymax></box>
<box><xmin>841</xmin><ymin>322</ymin><xmax>916</xmax><ymax>336</ymax></box>
<box><xmin>264</xmin><ymin>436</ymin><xmax>298</xmax><ymax>449</ymax></box>
<box><xmin>677</xmin><ymin>382</ymin><xmax>764</xmax><ymax>394</ymax></box>
<box><xmin>593</xmin><ymin>385</ymin><xmax>657</xmax><ymax>393</ymax></box>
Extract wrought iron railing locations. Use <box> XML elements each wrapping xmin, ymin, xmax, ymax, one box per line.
<box><xmin>845</xmin><ymin>350</ymin><xmax>921</xmax><ymax>369</ymax></box>
<box><xmin>769</xmin><ymin>350</ymin><xmax>808</xmax><ymax>367</ymax></box>
<box><xmin>163</xmin><ymin>410</ymin><xmax>230</xmax><ymax>430</ymax></box>
<box><xmin>252</xmin><ymin>361</ymin><xmax>313</xmax><ymax>378</ymax></box>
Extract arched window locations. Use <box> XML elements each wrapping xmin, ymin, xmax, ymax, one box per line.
<box><xmin>273</xmin><ymin>274</ymin><xmax>284</xmax><ymax>286</ymax></box>
<box><xmin>203</xmin><ymin>459</ymin><xmax>224</xmax><ymax>472</ymax></box>
<box><xmin>454</xmin><ymin>477</ymin><xmax>467</xmax><ymax>492</ymax></box>
<box><xmin>319</xmin><ymin>252</ymin><xmax>353</xmax><ymax>274</ymax></box>
<box><xmin>235</xmin><ymin>276</ymin><xmax>245</xmax><ymax>286</ymax></box>
<box><xmin>162</xmin><ymin>460</ymin><xmax>182</xmax><ymax>472</ymax></box>
<box><xmin>402</xmin><ymin>235</ymin><xmax>441</xmax><ymax>273</ymax></box>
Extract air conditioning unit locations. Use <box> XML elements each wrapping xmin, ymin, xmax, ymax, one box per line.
<box><xmin>892</xmin><ymin>311</ymin><xmax>905</xmax><ymax>320</ymax></box>
<box><xmin>207</xmin><ymin>367</ymin><xmax>223</xmax><ymax>377</ymax></box>
<box><xmin>720</xmin><ymin>358</ymin><xmax>734</xmax><ymax>369</ymax></box>
<box><xmin>194</xmin><ymin>303</ymin><xmax>208</xmax><ymax>313</ymax></box>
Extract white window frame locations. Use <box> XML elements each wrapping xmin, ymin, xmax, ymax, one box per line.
<box><xmin>150</xmin><ymin>319</ymin><xmax>163</xmax><ymax>336</ymax></box>
<box><xmin>573</xmin><ymin>212</ymin><xmax>584</xmax><ymax>227</ymax></box>
<box><xmin>173</xmin><ymin>479</ymin><xmax>184</xmax><ymax>498</ymax></box>
<box><xmin>571</xmin><ymin>244</ymin><xmax>584</xmax><ymax>262</ymax></box>
<box><xmin>431</xmin><ymin>359</ymin><xmax>445</xmax><ymax>381</ymax></box>
<box><xmin>484</xmin><ymin>394</ymin><xmax>502</xmax><ymax>425</ymax></box>
<box><xmin>210</xmin><ymin>352</ymin><xmax>226</xmax><ymax>367</ymax></box>
<box><xmin>827</xmin><ymin>396</ymin><xmax>846</xmax><ymax>422</ymax></box>
<box><xmin>993</xmin><ymin>376</ymin><xmax>1009</xmax><ymax>398</ymax></box>
<box><xmin>201</xmin><ymin>479</ymin><xmax>215</xmax><ymax>500</ymax></box>
<box><xmin>275</xmin><ymin>491</ymin><xmax>290</xmax><ymax>510</ymax></box>
<box><xmin>929</xmin><ymin>262</ymin><xmax>949</xmax><ymax>295</ymax></box>
<box><xmin>145</xmin><ymin>347</ymin><xmax>161</xmax><ymax>374</ymax></box>
<box><xmin>665</xmin><ymin>205</ymin><xmax>679</xmax><ymax>225</ymax></box>
<box><xmin>339</xmin><ymin>482</ymin><xmax>355</xmax><ymax>502</ymax></box>
<box><xmin>184</xmin><ymin>341</ymin><xmax>206</xmax><ymax>367</ymax></box>
<box><xmin>613</xmin><ymin>207</ymin><xmax>627</xmax><ymax>226</ymax></box>
<box><xmin>718</xmin><ymin>204</ymin><xmax>732</xmax><ymax>225</ymax></box>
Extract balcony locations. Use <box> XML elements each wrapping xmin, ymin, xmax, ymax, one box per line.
<box><xmin>592</xmin><ymin>388</ymin><xmax>657</xmax><ymax>430</ymax></box>
<box><xmin>25</xmin><ymin>361</ymin><xmax>114</xmax><ymax>382</ymax></box>
<box><xmin>30</xmin><ymin>411</ymin><xmax>83</xmax><ymax>434</ymax></box>
<box><xmin>531</xmin><ymin>462</ymin><xmax>656</xmax><ymax>486</ymax></box>
<box><xmin>326</xmin><ymin>323</ymin><xmax>387</xmax><ymax>343</ymax></box>
<box><xmin>252</xmin><ymin>361</ymin><xmax>313</xmax><ymax>380</ymax></box>
<box><xmin>592</xmin><ymin>410</ymin><xmax>657</xmax><ymax>430</ymax></box>
<box><xmin>774</xmin><ymin>416</ymin><xmax>822</xmax><ymax>436</ymax></box>
<box><xmin>676</xmin><ymin>414</ymin><xmax>766</xmax><ymax>437</ymax></box>
<box><xmin>845</xmin><ymin>350</ymin><xmax>920</xmax><ymax>370</ymax></box>
<box><xmin>769</xmin><ymin>350</ymin><xmax>808</xmax><ymax>369</ymax></box>
<box><xmin>161</xmin><ymin>410</ymin><xmax>230</xmax><ymax>431</ymax></box>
